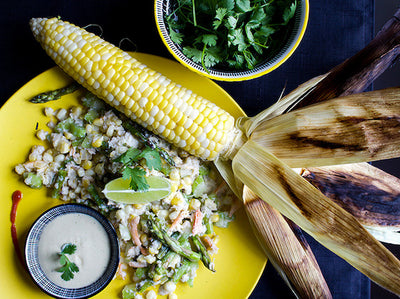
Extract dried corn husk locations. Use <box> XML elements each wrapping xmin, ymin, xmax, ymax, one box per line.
<box><xmin>291</xmin><ymin>9</ymin><xmax>400</xmax><ymax>109</ymax></box>
<box><xmin>248</xmin><ymin>88</ymin><xmax>400</xmax><ymax>168</ymax></box>
<box><xmin>232</xmin><ymin>141</ymin><xmax>400</xmax><ymax>294</ymax></box>
<box><xmin>238</xmin><ymin>74</ymin><xmax>327</xmax><ymax>136</ymax></box>
<box><xmin>243</xmin><ymin>186</ymin><xmax>332</xmax><ymax>298</ymax></box>
<box><xmin>301</xmin><ymin>162</ymin><xmax>400</xmax><ymax>244</ymax></box>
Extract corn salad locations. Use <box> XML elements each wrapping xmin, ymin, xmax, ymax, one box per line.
<box><xmin>15</xmin><ymin>94</ymin><xmax>236</xmax><ymax>299</ymax></box>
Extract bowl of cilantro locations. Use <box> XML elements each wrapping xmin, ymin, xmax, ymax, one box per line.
<box><xmin>155</xmin><ymin>0</ymin><xmax>309</xmax><ymax>81</ymax></box>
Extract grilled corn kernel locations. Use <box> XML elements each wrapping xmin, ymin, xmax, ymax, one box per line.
<box><xmin>56</xmin><ymin>140</ymin><xmax>71</xmax><ymax>154</ymax></box>
<box><xmin>93</xmin><ymin>118</ymin><xmax>103</xmax><ymax>127</ymax></box>
<box><xmin>36</xmin><ymin>129</ymin><xmax>48</xmax><ymax>141</ymax></box>
<box><xmin>14</xmin><ymin>164</ymin><xmax>25</xmax><ymax>175</ymax></box>
<box><xmin>169</xmin><ymin>168</ymin><xmax>180</xmax><ymax>181</ymax></box>
<box><xmin>91</xmin><ymin>135</ymin><xmax>103</xmax><ymax>147</ymax></box>
<box><xmin>85</xmin><ymin>124</ymin><xmax>93</xmax><ymax>134</ymax></box>
<box><xmin>189</xmin><ymin>198</ymin><xmax>201</xmax><ymax>210</ymax></box>
<box><xmin>56</xmin><ymin>108</ymin><xmax>68</xmax><ymax>121</ymax></box>
<box><xmin>170</xmin><ymin>182</ymin><xmax>179</xmax><ymax>193</ymax></box>
<box><xmin>170</xmin><ymin>196</ymin><xmax>182</xmax><ymax>206</ymax></box>
<box><xmin>44</xmin><ymin>107</ymin><xmax>54</xmax><ymax>117</ymax></box>
<box><xmin>82</xmin><ymin>160</ymin><xmax>92</xmax><ymax>170</ymax></box>
<box><xmin>210</xmin><ymin>213</ymin><xmax>220</xmax><ymax>223</ymax></box>
<box><xmin>70</xmin><ymin>106</ymin><xmax>83</xmax><ymax>118</ymax></box>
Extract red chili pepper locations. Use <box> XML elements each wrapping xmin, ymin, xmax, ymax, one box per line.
<box><xmin>11</xmin><ymin>190</ymin><xmax>26</xmax><ymax>270</ymax></box>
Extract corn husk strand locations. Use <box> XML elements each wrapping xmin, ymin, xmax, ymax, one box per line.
<box><xmin>243</xmin><ymin>186</ymin><xmax>332</xmax><ymax>299</ymax></box>
<box><xmin>249</xmin><ymin>88</ymin><xmax>400</xmax><ymax>168</ymax></box>
<box><xmin>301</xmin><ymin>163</ymin><xmax>400</xmax><ymax>244</ymax></box>
<box><xmin>233</xmin><ymin>141</ymin><xmax>400</xmax><ymax>295</ymax></box>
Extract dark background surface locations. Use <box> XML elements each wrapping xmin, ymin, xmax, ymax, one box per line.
<box><xmin>1</xmin><ymin>0</ymin><xmax>399</xmax><ymax>298</ymax></box>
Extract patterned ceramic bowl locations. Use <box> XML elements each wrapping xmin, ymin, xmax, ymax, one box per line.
<box><xmin>155</xmin><ymin>0</ymin><xmax>309</xmax><ymax>81</ymax></box>
<box><xmin>25</xmin><ymin>204</ymin><xmax>119</xmax><ymax>299</ymax></box>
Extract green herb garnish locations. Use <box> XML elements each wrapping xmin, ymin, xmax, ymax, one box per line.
<box><xmin>115</xmin><ymin>146</ymin><xmax>163</xmax><ymax>191</ymax></box>
<box><xmin>56</xmin><ymin>243</ymin><xmax>79</xmax><ymax>281</ymax></box>
<box><xmin>166</xmin><ymin>0</ymin><xmax>298</xmax><ymax>71</ymax></box>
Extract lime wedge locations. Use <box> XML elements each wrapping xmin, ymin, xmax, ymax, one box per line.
<box><xmin>102</xmin><ymin>176</ymin><xmax>171</xmax><ymax>204</ymax></box>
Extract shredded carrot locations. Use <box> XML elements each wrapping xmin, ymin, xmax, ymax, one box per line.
<box><xmin>128</xmin><ymin>215</ymin><xmax>148</xmax><ymax>255</ymax></box>
<box><xmin>169</xmin><ymin>210</ymin><xmax>186</xmax><ymax>232</ymax></box>
<box><xmin>192</xmin><ymin>209</ymin><xmax>203</xmax><ymax>235</ymax></box>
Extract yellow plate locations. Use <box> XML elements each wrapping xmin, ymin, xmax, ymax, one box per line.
<box><xmin>0</xmin><ymin>53</ymin><xmax>266</xmax><ymax>298</ymax></box>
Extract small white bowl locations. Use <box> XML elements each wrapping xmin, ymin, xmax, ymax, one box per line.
<box><xmin>155</xmin><ymin>0</ymin><xmax>309</xmax><ymax>81</ymax></box>
<box><xmin>25</xmin><ymin>204</ymin><xmax>119</xmax><ymax>299</ymax></box>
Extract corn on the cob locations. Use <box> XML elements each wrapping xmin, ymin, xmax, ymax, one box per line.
<box><xmin>30</xmin><ymin>17</ymin><xmax>240</xmax><ymax>161</ymax></box>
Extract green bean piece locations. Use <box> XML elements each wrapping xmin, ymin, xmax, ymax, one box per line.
<box><xmin>172</xmin><ymin>259</ymin><xmax>192</xmax><ymax>283</ymax></box>
<box><xmin>87</xmin><ymin>184</ymin><xmax>109</xmax><ymax>214</ymax></box>
<box><xmin>51</xmin><ymin>169</ymin><xmax>67</xmax><ymax>198</ymax></box>
<box><xmin>147</xmin><ymin>215</ymin><xmax>200</xmax><ymax>262</ymax></box>
<box><xmin>192</xmin><ymin>235</ymin><xmax>215</xmax><ymax>272</ymax></box>
<box><xmin>136</xmin><ymin>279</ymin><xmax>154</xmax><ymax>293</ymax></box>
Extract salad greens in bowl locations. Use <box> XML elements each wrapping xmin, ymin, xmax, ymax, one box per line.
<box><xmin>155</xmin><ymin>0</ymin><xmax>309</xmax><ymax>81</ymax></box>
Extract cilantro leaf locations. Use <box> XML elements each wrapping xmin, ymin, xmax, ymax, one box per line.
<box><xmin>235</xmin><ymin>0</ymin><xmax>251</xmax><ymax>12</ymax></box>
<box><xmin>283</xmin><ymin>1</ymin><xmax>297</xmax><ymax>24</ymax></box>
<box><xmin>201</xmin><ymin>34</ymin><xmax>218</xmax><ymax>47</ymax></box>
<box><xmin>114</xmin><ymin>148</ymin><xmax>141</xmax><ymax>164</ymax></box>
<box><xmin>169</xmin><ymin>28</ymin><xmax>184</xmax><ymax>44</ymax></box>
<box><xmin>122</xmin><ymin>167</ymin><xmax>149</xmax><ymax>191</ymax></box>
<box><xmin>57</xmin><ymin>243</ymin><xmax>79</xmax><ymax>281</ymax></box>
<box><xmin>213</xmin><ymin>8</ymin><xmax>228</xmax><ymax>30</ymax></box>
<box><xmin>140</xmin><ymin>148</ymin><xmax>162</xmax><ymax>171</ymax></box>
<box><xmin>61</xmin><ymin>243</ymin><xmax>77</xmax><ymax>255</ymax></box>
<box><xmin>183</xmin><ymin>47</ymin><xmax>203</xmax><ymax>64</ymax></box>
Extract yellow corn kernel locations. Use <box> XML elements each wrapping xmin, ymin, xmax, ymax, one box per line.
<box><xmin>169</xmin><ymin>168</ymin><xmax>180</xmax><ymax>181</ymax></box>
<box><xmin>82</xmin><ymin>160</ymin><xmax>92</xmax><ymax>170</ymax></box>
<box><xmin>92</xmin><ymin>118</ymin><xmax>103</xmax><ymax>127</ymax></box>
<box><xmin>170</xmin><ymin>182</ymin><xmax>179</xmax><ymax>194</ymax></box>
<box><xmin>170</xmin><ymin>196</ymin><xmax>182</xmax><ymax>206</ymax></box>
<box><xmin>91</xmin><ymin>135</ymin><xmax>103</xmax><ymax>147</ymax></box>
<box><xmin>133</xmin><ymin>203</ymin><xmax>143</xmax><ymax>209</ymax></box>
<box><xmin>182</xmin><ymin>176</ymin><xmax>193</xmax><ymax>186</ymax></box>
<box><xmin>210</xmin><ymin>213</ymin><xmax>220</xmax><ymax>223</ymax></box>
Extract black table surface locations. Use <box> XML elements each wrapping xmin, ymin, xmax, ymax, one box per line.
<box><xmin>1</xmin><ymin>1</ymin><xmax>399</xmax><ymax>298</ymax></box>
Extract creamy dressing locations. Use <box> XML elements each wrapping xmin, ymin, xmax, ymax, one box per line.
<box><xmin>38</xmin><ymin>212</ymin><xmax>111</xmax><ymax>288</ymax></box>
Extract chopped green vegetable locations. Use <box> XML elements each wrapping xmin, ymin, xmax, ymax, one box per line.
<box><xmin>166</xmin><ymin>0</ymin><xmax>298</xmax><ymax>71</ymax></box>
<box><xmin>214</xmin><ymin>211</ymin><xmax>235</xmax><ymax>228</ymax></box>
<box><xmin>23</xmin><ymin>172</ymin><xmax>43</xmax><ymax>189</ymax></box>
<box><xmin>122</xmin><ymin>284</ymin><xmax>137</xmax><ymax>299</ymax></box>
<box><xmin>56</xmin><ymin>243</ymin><xmax>79</xmax><ymax>281</ymax></box>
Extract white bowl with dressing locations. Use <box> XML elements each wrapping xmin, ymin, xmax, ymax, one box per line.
<box><xmin>25</xmin><ymin>204</ymin><xmax>119</xmax><ymax>299</ymax></box>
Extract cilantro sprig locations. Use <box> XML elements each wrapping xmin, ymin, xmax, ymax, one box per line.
<box><xmin>114</xmin><ymin>147</ymin><xmax>163</xmax><ymax>191</ymax></box>
<box><xmin>56</xmin><ymin>243</ymin><xmax>79</xmax><ymax>281</ymax></box>
<box><xmin>166</xmin><ymin>0</ymin><xmax>298</xmax><ymax>71</ymax></box>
